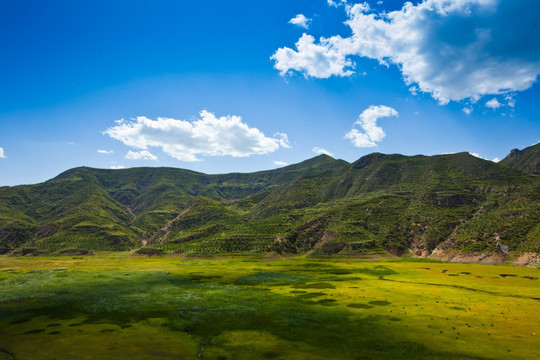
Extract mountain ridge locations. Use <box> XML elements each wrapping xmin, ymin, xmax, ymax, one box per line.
<box><xmin>1</xmin><ymin>145</ymin><xmax>539</xmax><ymax>263</ymax></box>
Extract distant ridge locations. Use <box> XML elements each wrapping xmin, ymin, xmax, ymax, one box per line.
<box><xmin>1</xmin><ymin>148</ymin><xmax>539</xmax><ymax>264</ymax></box>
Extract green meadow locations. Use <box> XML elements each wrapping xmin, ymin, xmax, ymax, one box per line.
<box><xmin>0</xmin><ymin>255</ymin><xmax>538</xmax><ymax>360</ymax></box>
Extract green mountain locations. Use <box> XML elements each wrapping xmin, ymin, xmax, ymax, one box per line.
<box><xmin>1</xmin><ymin>150</ymin><xmax>539</xmax><ymax>260</ymax></box>
<box><xmin>500</xmin><ymin>142</ymin><xmax>540</xmax><ymax>175</ymax></box>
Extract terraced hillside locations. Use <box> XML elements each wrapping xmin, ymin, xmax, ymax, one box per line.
<box><xmin>1</xmin><ymin>145</ymin><xmax>539</xmax><ymax>260</ymax></box>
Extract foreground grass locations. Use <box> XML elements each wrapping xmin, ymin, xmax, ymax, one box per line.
<box><xmin>0</xmin><ymin>254</ymin><xmax>538</xmax><ymax>359</ymax></box>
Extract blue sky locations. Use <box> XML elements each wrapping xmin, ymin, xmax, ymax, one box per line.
<box><xmin>1</xmin><ymin>0</ymin><xmax>539</xmax><ymax>186</ymax></box>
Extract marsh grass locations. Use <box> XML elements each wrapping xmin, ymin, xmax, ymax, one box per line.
<box><xmin>0</xmin><ymin>255</ymin><xmax>538</xmax><ymax>359</ymax></box>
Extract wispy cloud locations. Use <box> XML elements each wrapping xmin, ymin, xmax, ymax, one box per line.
<box><xmin>110</xmin><ymin>165</ymin><xmax>125</xmax><ymax>169</ymax></box>
<box><xmin>312</xmin><ymin>147</ymin><xmax>334</xmax><ymax>156</ymax></box>
<box><xmin>470</xmin><ymin>152</ymin><xmax>500</xmax><ymax>162</ymax></box>
<box><xmin>273</xmin><ymin>160</ymin><xmax>288</xmax><ymax>166</ymax></box>
<box><xmin>0</xmin><ymin>147</ymin><xmax>6</xmax><ymax>159</ymax></box>
<box><xmin>327</xmin><ymin>0</ymin><xmax>347</xmax><ymax>7</ymax></box>
<box><xmin>97</xmin><ymin>149</ymin><xmax>114</xmax><ymax>154</ymax></box>
<box><xmin>104</xmin><ymin>111</ymin><xmax>290</xmax><ymax>162</ymax></box>
<box><xmin>288</xmin><ymin>14</ymin><xmax>311</xmax><ymax>29</ymax></box>
<box><xmin>274</xmin><ymin>132</ymin><xmax>291</xmax><ymax>148</ymax></box>
<box><xmin>345</xmin><ymin>105</ymin><xmax>398</xmax><ymax>147</ymax></box>
<box><xmin>125</xmin><ymin>150</ymin><xmax>158</xmax><ymax>161</ymax></box>
<box><xmin>273</xmin><ymin>0</ymin><xmax>540</xmax><ymax>104</ymax></box>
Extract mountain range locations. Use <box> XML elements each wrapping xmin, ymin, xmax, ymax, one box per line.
<box><xmin>1</xmin><ymin>143</ymin><xmax>539</xmax><ymax>262</ymax></box>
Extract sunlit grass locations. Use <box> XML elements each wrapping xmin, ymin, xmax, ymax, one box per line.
<box><xmin>0</xmin><ymin>254</ymin><xmax>538</xmax><ymax>359</ymax></box>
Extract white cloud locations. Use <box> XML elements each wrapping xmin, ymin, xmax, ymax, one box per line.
<box><xmin>274</xmin><ymin>132</ymin><xmax>291</xmax><ymax>148</ymax></box>
<box><xmin>0</xmin><ymin>147</ymin><xmax>5</xmax><ymax>159</ymax></box>
<box><xmin>104</xmin><ymin>111</ymin><xmax>290</xmax><ymax>162</ymax></box>
<box><xmin>97</xmin><ymin>149</ymin><xmax>114</xmax><ymax>154</ymax></box>
<box><xmin>312</xmin><ymin>146</ymin><xmax>334</xmax><ymax>156</ymax></box>
<box><xmin>273</xmin><ymin>0</ymin><xmax>540</xmax><ymax>104</ymax></box>
<box><xmin>485</xmin><ymin>98</ymin><xmax>502</xmax><ymax>109</ymax></box>
<box><xmin>289</xmin><ymin>14</ymin><xmax>311</xmax><ymax>29</ymax></box>
<box><xmin>125</xmin><ymin>150</ymin><xmax>158</xmax><ymax>161</ymax></box>
<box><xmin>345</xmin><ymin>105</ymin><xmax>398</xmax><ymax>147</ymax></box>
<box><xmin>273</xmin><ymin>160</ymin><xmax>288</xmax><ymax>166</ymax></box>
<box><xmin>505</xmin><ymin>94</ymin><xmax>515</xmax><ymax>108</ymax></box>
<box><xmin>462</xmin><ymin>107</ymin><xmax>473</xmax><ymax>115</ymax></box>
<box><xmin>470</xmin><ymin>152</ymin><xmax>499</xmax><ymax>162</ymax></box>
<box><xmin>110</xmin><ymin>165</ymin><xmax>125</xmax><ymax>169</ymax></box>
<box><xmin>271</xmin><ymin>33</ymin><xmax>355</xmax><ymax>78</ymax></box>
<box><xmin>327</xmin><ymin>0</ymin><xmax>347</xmax><ymax>7</ymax></box>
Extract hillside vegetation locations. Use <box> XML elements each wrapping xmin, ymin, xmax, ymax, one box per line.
<box><xmin>1</xmin><ymin>144</ymin><xmax>539</xmax><ymax>260</ymax></box>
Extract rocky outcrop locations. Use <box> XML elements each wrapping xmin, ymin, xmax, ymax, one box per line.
<box><xmin>428</xmin><ymin>249</ymin><xmax>540</xmax><ymax>267</ymax></box>
<box><xmin>513</xmin><ymin>252</ymin><xmax>540</xmax><ymax>267</ymax></box>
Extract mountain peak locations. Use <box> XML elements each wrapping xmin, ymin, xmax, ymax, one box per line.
<box><xmin>500</xmin><ymin>142</ymin><xmax>540</xmax><ymax>175</ymax></box>
<box><xmin>504</xmin><ymin>148</ymin><xmax>522</xmax><ymax>160</ymax></box>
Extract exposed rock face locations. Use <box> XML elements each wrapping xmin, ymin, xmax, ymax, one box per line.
<box><xmin>428</xmin><ymin>249</ymin><xmax>540</xmax><ymax>267</ymax></box>
<box><xmin>513</xmin><ymin>252</ymin><xmax>540</xmax><ymax>267</ymax></box>
<box><xmin>504</xmin><ymin>148</ymin><xmax>522</xmax><ymax>160</ymax></box>
<box><xmin>436</xmin><ymin>252</ymin><xmax>507</xmax><ymax>265</ymax></box>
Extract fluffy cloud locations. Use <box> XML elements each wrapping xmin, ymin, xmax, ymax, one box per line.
<box><xmin>312</xmin><ymin>147</ymin><xmax>334</xmax><ymax>156</ymax></box>
<box><xmin>273</xmin><ymin>0</ymin><xmax>540</xmax><ymax>104</ymax></box>
<box><xmin>485</xmin><ymin>98</ymin><xmax>502</xmax><ymax>109</ymax></box>
<box><xmin>125</xmin><ymin>150</ymin><xmax>158</xmax><ymax>161</ymax></box>
<box><xmin>289</xmin><ymin>14</ymin><xmax>311</xmax><ymax>29</ymax></box>
<box><xmin>104</xmin><ymin>111</ymin><xmax>290</xmax><ymax>162</ymax></box>
<box><xmin>0</xmin><ymin>147</ymin><xmax>5</xmax><ymax>159</ymax></box>
<box><xmin>273</xmin><ymin>160</ymin><xmax>288</xmax><ymax>166</ymax></box>
<box><xmin>345</xmin><ymin>105</ymin><xmax>398</xmax><ymax>147</ymax></box>
<box><xmin>271</xmin><ymin>34</ymin><xmax>354</xmax><ymax>78</ymax></box>
<box><xmin>97</xmin><ymin>149</ymin><xmax>114</xmax><ymax>154</ymax></box>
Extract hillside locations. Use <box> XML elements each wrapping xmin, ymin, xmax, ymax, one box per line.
<box><xmin>1</xmin><ymin>150</ymin><xmax>539</xmax><ymax>262</ymax></box>
<box><xmin>500</xmin><ymin>142</ymin><xmax>540</xmax><ymax>175</ymax></box>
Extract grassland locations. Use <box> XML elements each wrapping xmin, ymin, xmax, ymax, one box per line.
<box><xmin>0</xmin><ymin>254</ymin><xmax>538</xmax><ymax>359</ymax></box>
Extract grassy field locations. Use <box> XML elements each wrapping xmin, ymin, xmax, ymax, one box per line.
<box><xmin>0</xmin><ymin>254</ymin><xmax>538</xmax><ymax>360</ymax></box>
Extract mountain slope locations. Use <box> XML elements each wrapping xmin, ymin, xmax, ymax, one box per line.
<box><xmin>1</xmin><ymin>150</ymin><xmax>539</xmax><ymax>259</ymax></box>
<box><xmin>0</xmin><ymin>155</ymin><xmax>347</xmax><ymax>253</ymax></box>
<box><xmin>500</xmin><ymin>142</ymin><xmax>540</xmax><ymax>175</ymax></box>
<box><xmin>260</xmin><ymin>152</ymin><xmax>539</xmax><ymax>257</ymax></box>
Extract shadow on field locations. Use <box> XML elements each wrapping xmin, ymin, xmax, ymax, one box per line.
<box><xmin>0</xmin><ymin>268</ymin><xmax>496</xmax><ymax>360</ymax></box>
